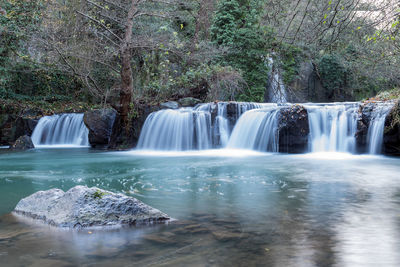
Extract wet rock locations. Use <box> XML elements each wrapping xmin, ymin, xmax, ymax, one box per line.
<box><xmin>383</xmin><ymin>101</ymin><xmax>400</xmax><ymax>156</ymax></box>
<box><xmin>15</xmin><ymin>117</ymin><xmax>39</xmax><ymax>138</ymax></box>
<box><xmin>9</xmin><ymin>135</ymin><xmax>34</xmax><ymax>150</ymax></box>
<box><xmin>108</xmin><ymin>105</ymin><xmax>160</xmax><ymax>150</ymax></box>
<box><xmin>83</xmin><ymin>109</ymin><xmax>116</xmax><ymax>148</ymax></box>
<box><xmin>226</xmin><ymin>102</ymin><xmax>241</xmax><ymax>126</ymax></box>
<box><xmin>0</xmin><ymin>107</ymin><xmax>41</xmax><ymax>146</ymax></box>
<box><xmin>277</xmin><ymin>105</ymin><xmax>309</xmax><ymax>153</ymax></box>
<box><xmin>178</xmin><ymin>97</ymin><xmax>202</xmax><ymax>107</ymax></box>
<box><xmin>290</xmin><ymin>61</ymin><xmax>326</xmax><ymax>102</ymax></box>
<box><xmin>160</xmin><ymin>101</ymin><xmax>179</xmax><ymax>109</ymax></box>
<box><xmin>13</xmin><ymin>186</ymin><xmax>170</xmax><ymax>228</ymax></box>
<box><xmin>356</xmin><ymin>102</ymin><xmax>379</xmax><ymax>153</ymax></box>
<box><xmin>264</xmin><ymin>60</ymin><xmax>326</xmax><ymax>103</ymax></box>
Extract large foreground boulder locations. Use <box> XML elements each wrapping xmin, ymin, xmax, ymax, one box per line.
<box><xmin>13</xmin><ymin>186</ymin><xmax>170</xmax><ymax>228</ymax></box>
<box><xmin>83</xmin><ymin>109</ymin><xmax>116</xmax><ymax>148</ymax></box>
<box><xmin>9</xmin><ymin>135</ymin><xmax>34</xmax><ymax>150</ymax></box>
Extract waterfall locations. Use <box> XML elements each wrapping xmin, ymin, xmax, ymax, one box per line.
<box><xmin>305</xmin><ymin>103</ymin><xmax>359</xmax><ymax>153</ymax></box>
<box><xmin>31</xmin><ymin>114</ymin><xmax>89</xmax><ymax>147</ymax></box>
<box><xmin>136</xmin><ymin>101</ymin><xmax>394</xmax><ymax>155</ymax></box>
<box><xmin>137</xmin><ymin>102</ymin><xmax>272</xmax><ymax>151</ymax></box>
<box><xmin>200</xmin><ymin>102</ymin><xmax>269</xmax><ymax>147</ymax></box>
<box><xmin>137</xmin><ymin>108</ymin><xmax>212</xmax><ymax>151</ymax></box>
<box><xmin>267</xmin><ymin>57</ymin><xmax>288</xmax><ymax>103</ymax></box>
<box><xmin>212</xmin><ymin>103</ymin><xmax>230</xmax><ymax>147</ymax></box>
<box><xmin>367</xmin><ymin>102</ymin><xmax>394</xmax><ymax>154</ymax></box>
<box><xmin>227</xmin><ymin>107</ymin><xmax>280</xmax><ymax>152</ymax></box>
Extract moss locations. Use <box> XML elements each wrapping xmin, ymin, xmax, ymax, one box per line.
<box><xmin>93</xmin><ymin>190</ymin><xmax>106</xmax><ymax>199</ymax></box>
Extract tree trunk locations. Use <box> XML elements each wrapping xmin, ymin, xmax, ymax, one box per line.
<box><xmin>118</xmin><ymin>0</ymin><xmax>137</xmax><ymax>127</ymax></box>
<box><xmin>109</xmin><ymin>0</ymin><xmax>136</xmax><ymax>150</ymax></box>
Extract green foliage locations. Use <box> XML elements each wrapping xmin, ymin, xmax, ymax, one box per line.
<box><xmin>210</xmin><ymin>0</ymin><xmax>242</xmax><ymax>46</ymax></box>
<box><xmin>278</xmin><ymin>44</ymin><xmax>303</xmax><ymax>85</ymax></box>
<box><xmin>0</xmin><ymin>97</ymin><xmax>103</xmax><ymax>117</ymax></box>
<box><xmin>0</xmin><ymin>0</ymin><xmax>45</xmax><ymax>96</ymax></box>
<box><xmin>318</xmin><ymin>53</ymin><xmax>350</xmax><ymax>99</ymax></box>
<box><xmin>211</xmin><ymin>0</ymin><xmax>274</xmax><ymax>102</ymax></box>
<box><xmin>376</xmin><ymin>88</ymin><xmax>400</xmax><ymax>101</ymax></box>
<box><xmin>93</xmin><ymin>190</ymin><xmax>106</xmax><ymax>199</ymax></box>
<box><xmin>128</xmin><ymin>103</ymin><xmax>139</xmax><ymax>120</ymax></box>
<box><xmin>2</xmin><ymin>0</ymin><xmax>399</xmax><ymax>106</ymax></box>
<box><xmin>0</xmin><ymin>0</ymin><xmax>87</xmax><ymax>102</ymax></box>
<box><xmin>138</xmin><ymin>62</ymin><xmax>243</xmax><ymax>102</ymax></box>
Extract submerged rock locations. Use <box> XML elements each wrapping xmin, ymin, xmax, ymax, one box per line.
<box><xmin>13</xmin><ymin>186</ymin><xmax>170</xmax><ymax>228</ymax></box>
<box><xmin>277</xmin><ymin>105</ymin><xmax>309</xmax><ymax>153</ymax></box>
<box><xmin>84</xmin><ymin>109</ymin><xmax>116</xmax><ymax>148</ymax></box>
<box><xmin>9</xmin><ymin>135</ymin><xmax>34</xmax><ymax>150</ymax></box>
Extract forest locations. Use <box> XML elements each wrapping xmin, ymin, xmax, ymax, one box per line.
<box><xmin>1</xmin><ymin>0</ymin><xmax>399</xmax><ymax>109</ymax></box>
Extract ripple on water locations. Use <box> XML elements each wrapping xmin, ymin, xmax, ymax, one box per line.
<box><xmin>0</xmin><ymin>150</ymin><xmax>400</xmax><ymax>266</ymax></box>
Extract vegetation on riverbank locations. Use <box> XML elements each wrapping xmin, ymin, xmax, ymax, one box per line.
<box><xmin>0</xmin><ymin>98</ymin><xmax>105</xmax><ymax>116</ymax></box>
<box><xmin>375</xmin><ymin>88</ymin><xmax>400</xmax><ymax>101</ymax></box>
<box><xmin>1</xmin><ymin>0</ymin><xmax>399</xmax><ymax>108</ymax></box>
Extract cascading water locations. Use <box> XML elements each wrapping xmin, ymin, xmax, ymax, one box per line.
<box><xmin>31</xmin><ymin>114</ymin><xmax>89</xmax><ymax>147</ymax></box>
<box><xmin>200</xmin><ymin>102</ymin><xmax>268</xmax><ymax>147</ymax></box>
<box><xmin>266</xmin><ymin>57</ymin><xmax>288</xmax><ymax>103</ymax></box>
<box><xmin>305</xmin><ymin>103</ymin><xmax>359</xmax><ymax>153</ymax></box>
<box><xmin>137</xmin><ymin>101</ymin><xmax>394</xmax><ymax>155</ymax></box>
<box><xmin>136</xmin><ymin>102</ymin><xmax>272</xmax><ymax>151</ymax></box>
<box><xmin>137</xmin><ymin>108</ymin><xmax>212</xmax><ymax>151</ymax></box>
<box><xmin>367</xmin><ymin>102</ymin><xmax>394</xmax><ymax>154</ymax></box>
<box><xmin>227</xmin><ymin>107</ymin><xmax>280</xmax><ymax>151</ymax></box>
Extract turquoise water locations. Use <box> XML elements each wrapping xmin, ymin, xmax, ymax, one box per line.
<box><xmin>1</xmin><ymin>148</ymin><xmax>400</xmax><ymax>266</ymax></box>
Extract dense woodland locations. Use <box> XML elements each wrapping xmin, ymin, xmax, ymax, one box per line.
<box><xmin>1</xmin><ymin>0</ymin><xmax>400</xmax><ymax>114</ymax></box>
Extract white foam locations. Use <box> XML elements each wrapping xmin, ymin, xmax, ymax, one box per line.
<box><xmin>123</xmin><ymin>149</ymin><xmax>270</xmax><ymax>157</ymax></box>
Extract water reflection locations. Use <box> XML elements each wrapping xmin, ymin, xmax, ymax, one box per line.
<box><xmin>0</xmin><ymin>150</ymin><xmax>400</xmax><ymax>266</ymax></box>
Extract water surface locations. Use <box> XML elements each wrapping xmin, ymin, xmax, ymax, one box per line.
<box><xmin>1</xmin><ymin>148</ymin><xmax>400</xmax><ymax>266</ymax></box>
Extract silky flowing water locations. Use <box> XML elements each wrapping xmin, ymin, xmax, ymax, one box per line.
<box><xmin>1</xmin><ymin>148</ymin><xmax>400</xmax><ymax>266</ymax></box>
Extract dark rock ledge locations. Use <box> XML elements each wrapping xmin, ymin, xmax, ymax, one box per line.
<box><xmin>9</xmin><ymin>135</ymin><xmax>35</xmax><ymax>150</ymax></box>
<box><xmin>13</xmin><ymin>186</ymin><xmax>170</xmax><ymax>228</ymax></box>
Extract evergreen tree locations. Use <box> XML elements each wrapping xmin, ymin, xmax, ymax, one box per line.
<box><xmin>211</xmin><ymin>0</ymin><xmax>274</xmax><ymax>102</ymax></box>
